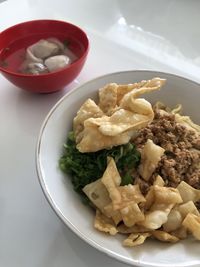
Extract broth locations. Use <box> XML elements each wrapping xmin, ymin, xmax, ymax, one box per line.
<box><xmin>0</xmin><ymin>33</ymin><xmax>85</xmax><ymax>73</ymax></box>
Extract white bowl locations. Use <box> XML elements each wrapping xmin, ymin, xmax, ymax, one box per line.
<box><xmin>36</xmin><ymin>70</ymin><xmax>200</xmax><ymax>267</ymax></box>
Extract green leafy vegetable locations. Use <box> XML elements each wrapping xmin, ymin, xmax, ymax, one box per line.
<box><xmin>120</xmin><ymin>173</ymin><xmax>133</xmax><ymax>186</ymax></box>
<box><xmin>59</xmin><ymin>131</ymin><xmax>141</xmax><ymax>197</ymax></box>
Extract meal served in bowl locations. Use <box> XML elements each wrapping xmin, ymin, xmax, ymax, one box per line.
<box><xmin>0</xmin><ymin>20</ymin><xmax>89</xmax><ymax>93</ymax></box>
<box><xmin>59</xmin><ymin>77</ymin><xmax>200</xmax><ymax>247</ymax></box>
<box><xmin>36</xmin><ymin>71</ymin><xmax>200</xmax><ymax>267</ymax></box>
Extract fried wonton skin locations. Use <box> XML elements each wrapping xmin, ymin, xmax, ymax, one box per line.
<box><xmin>182</xmin><ymin>213</ymin><xmax>200</xmax><ymax>240</ymax></box>
<box><xmin>179</xmin><ymin>201</ymin><xmax>200</xmax><ymax>217</ymax></box>
<box><xmin>74</xmin><ymin>78</ymin><xmax>166</xmax><ymax>152</ymax></box>
<box><xmin>91</xmin><ymin>109</ymin><xmax>150</xmax><ymax>137</ymax></box>
<box><xmin>117</xmin><ymin>224</ymin><xmax>150</xmax><ymax>234</ymax></box>
<box><xmin>73</xmin><ymin>99</ymin><xmax>104</xmax><ymax>143</ymax></box>
<box><xmin>163</xmin><ymin>201</ymin><xmax>199</xmax><ymax>232</ymax></box>
<box><xmin>117</xmin><ymin>184</ymin><xmax>146</xmax><ymax>210</ymax></box>
<box><xmin>140</xmin><ymin>207</ymin><xmax>172</xmax><ymax>230</ymax></box>
<box><xmin>94</xmin><ymin>210</ymin><xmax>118</xmax><ymax>235</ymax></box>
<box><xmin>98</xmin><ymin>83</ymin><xmax>118</xmax><ymax>115</ymax></box>
<box><xmin>86</xmin><ymin>156</ymin><xmax>200</xmax><ymax>246</ymax></box>
<box><xmin>123</xmin><ymin>232</ymin><xmax>151</xmax><ymax>247</ymax></box>
<box><xmin>83</xmin><ymin>179</ymin><xmax>110</xmax><ymax>213</ymax></box>
<box><xmin>140</xmin><ymin>185</ymin><xmax>182</xmax><ymax>230</ymax></box>
<box><xmin>171</xmin><ymin>226</ymin><xmax>188</xmax><ymax>240</ymax></box>
<box><xmin>177</xmin><ymin>181</ymin><xmax>200</xmax><ymax>203</ymax></box>
<box><xmin>98</xmin><ymin>78</ymin><xmax>166</xmax><ymax>114</ymax></box>
<box><xmin>143</xmin><ymin>175</ymin><xmax>165</xmax><ymax>211</ymax></box>
<box><xmin>85</xmin><ymin>158</ymin><xmax>146</xmax><ymax>227</ymax></box>
<box><xmin>83</xmin><ymin>158</ymin><xmax>146</xmax><ymax>227</ymax></box>
<box><xmin>138</xmin><ymin>139</ymin><xmax>165</xmax><ymax>181</ymax></box>
<box><xmin>153</xmin><ymin>175</ymin><xmax>165</xmax><ymax>186</ymax></box>
<box><xmin>101</xmin><ymin>158</ymin><xmax>146</xmax><ymax>227</ymax></box>
<box><xmin>103</xmin><ymin>203</ymin><xmax>122</xmax><ymax>225</ymax></box>
<box><xmin>83</xmin><ymin>158</ymin><xmax>122</xmax><ymax>223</ymax></box>
<box><xmin>163</xmin><ymin>208</ymin><xmax>182</xmax><ymax>232</ymax></box>
<box><xmin>77</xmin><ymin>119</ymin><xmax>135</xmax><ymax>153</ymax></box>
<box><xmin>152</xmin><ymin>230</ymin><xmax>179</xmax><ymax>243</ymax></box>
<box><xmin>120</xmin><ymin>202</ymin><xmax>145</xmax><ymax>227</ymax></box>
<box><xmin>118</xmin><ymin>78</ymin><xmax>166</xmax><ymax>106</ymax></box>
<box><xmin>77</xmin><ymin>111</ymin><xmax>149</xmax><ymax>152</ymax></box>
<box><xmin>101</xmin><ymin>157</ymin><xmax>121</xmax><ymax>210</ymax></box>
<box><xmin>153</xmin><ymin>185</ymin><xmax>183</xmax><ymax>205</ymax></box>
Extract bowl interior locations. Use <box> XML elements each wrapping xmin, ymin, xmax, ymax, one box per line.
<box><xmin>0</xmin><ymin>20</ymin><xmax>88</xmax><ymax>74</ymax></box>
<box><xmin>37</xmin><ymin>71</ymin><xmax>200</xmax><ymax>267</ymax></box>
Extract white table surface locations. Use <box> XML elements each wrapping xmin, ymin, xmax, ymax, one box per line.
<box><xmin>0</xmin><ymin>1</ymin><xmax>200</xmax><ymax>267</ymax></box>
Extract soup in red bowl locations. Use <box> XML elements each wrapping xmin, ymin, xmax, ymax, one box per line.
<box><xmin>0</xmin><ymin>20</ymin><xmax>89</xmax><ymax>93</ymax></box>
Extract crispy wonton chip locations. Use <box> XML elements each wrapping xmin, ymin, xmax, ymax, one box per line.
<box><xmin>116</xmin><ymin>184</ymin><xmax>146</xmax><ymax>210</ymax></box>
<box><xmin>119</xmin><ymin>78</ymin><xmax>166</xmax><ymax>110</ymax></box>
<box><xmin>153</xmin><ymin>185</ymin><xmax>182</xmax><ymax>205</ymax></box>
<box><xmin>103</xmin><ymin>203</ymin><xmax>122</xmax><ymax>225</ymax></box>
<box><xmin>141</xmin><ymin>184</ymin><xmax>182</xmax><ymax>230</ymax></box>
<box><xmin>120</xmin><ymin>202</ymin><xmax>145</xmax><ymax>227</ymax></box>
<box><xmin>163</xmin><ymin>201</ymin><xmax>199</xmax><ymax>232</ymax></box>
<box><xmin>83</xmin><ymin>179</ymin><xmax>110</xmax><ymax>213</ymax></box>
<box><xmin>143</xmin><ymin>175</ymin><xmax>165</xmax><ymax>211</ymax></box>
<box><xmin>77</xmin><ymin>120</ymin><xmax>135</xmax><ymax>152</ymax></box>
<box><xmin>140</xmin><ymin>206</ymin><xmax>172</xmax><ymax>230</ymax></box>
<box><xmin>77</xmin><ymin>111</ymin><xmax>151</xmax><ymax>152</ymax></box>
<box><xmin>179</xmin><ymin>201</ymin><xmax>200</xmax><ymax>217</ymax></box>
<box><xmin>117</xmin><ymin>224</ymin><xmax>150</xmax><ymax>234</ymax></box>
<box><xmin>94</xmin><ymin>210</ymin><xmax>118</xmax><ymax>236</ymax></box>
<box><xmin>75</xmin><ymin>78</ymin><xmax>166</xmax><ymax>152</ymax></box>
<box><xmin>139</xmin><ymin>139</ymin><xmax>165</xmax><ymax>181</ymax></box>
<box><xmin>153</xmin><ymin>175</ymin><xmax>165</xmax><ymax>186</ymax></box>
<box><xmin>89</xmin><ymin>156</ymin><xmax>200</xmax><ymax>246</ymax></box>
<box><xmin>99</xmin><ymin>78</ymin><xmax>166</xmax><ymax>114</ymax></box>
<box><xmin>98</xmin><ymin>83</ymin><xmax>118</xmax><ymax>115</ymax></box>
<box><xmin>94</xmin><ymin>109</ymin><xmax>150</xmax><ymax>136</ymax></box>
<box><xmin>152</xmin><ymin>230</ymin><xmax>179</xmax><ymax>243</ymax></box>
<box><xmin>163</xmin><ymin>208</ymin><xmax>182</xmax><ymax>232</ymax></box>
<box><xmin>101</xmin><ymin>159</ymin><xmax>146</xmax><ymax>227</ymax></box>
<box><xmin>101</xmin><ymin>158</ymin><xmax>121</xmax><ymax>209</ymax></box>
<box><xmin>73</xmin><ymin>99</ymin><xmax>104</xmax><ymax>143</ymax></box>
<box><xmin>177</xmin><ymin>181</ymin><xmax>200</xmax><ymax>203</ymax></box>
<box><xmin>171</xmin><ymin>226</ymin><xmax>188</xmax><ymax>240</ymax></box>
<box><xmin>143</xmin><ymin>187</ymin><xmax>155</xmax><ymax>211</ymax></box>
<box><xmin>123</xmin><ymin>233</ymin><xmax>151</xmax><ymax>247</ymax></box>
<box><xmin>182</xmin><ymin>213</ymin><xmax>200</xmax><ymax>240</ymax></box>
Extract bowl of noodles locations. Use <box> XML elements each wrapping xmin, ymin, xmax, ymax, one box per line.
<box><xmin>36</xmin><ymin>70</ymin><xmax>200</xmax><ymax>267</ymax></box>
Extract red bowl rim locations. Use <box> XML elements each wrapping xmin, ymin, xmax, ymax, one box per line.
<box><xmin>0</xmin><ymin>19</ymin><xmax>89</xmax><ymax>78</ymax></box>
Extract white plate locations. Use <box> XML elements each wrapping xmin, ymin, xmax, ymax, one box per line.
<box><xmin>36</xmin><ymin>70</ymin><xmax>200</xmax><ymax>267</ymax></box>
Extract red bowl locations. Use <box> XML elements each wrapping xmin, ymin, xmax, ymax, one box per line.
<box><xmin>0</xmin><ymin>20</ymin><xmax>89</xmax><ymax>93</ymax></box>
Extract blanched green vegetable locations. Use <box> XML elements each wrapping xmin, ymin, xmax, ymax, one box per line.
<box><xmin>59</xmin><ymin>131</ymin><xmax>140</xmax><ymax>196</ymax></box>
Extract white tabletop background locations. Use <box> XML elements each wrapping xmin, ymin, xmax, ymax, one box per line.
<box><xmin>0</xmin><ymin>1</ymin><xmax>200</xmax><ymax>266</ymax></box>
